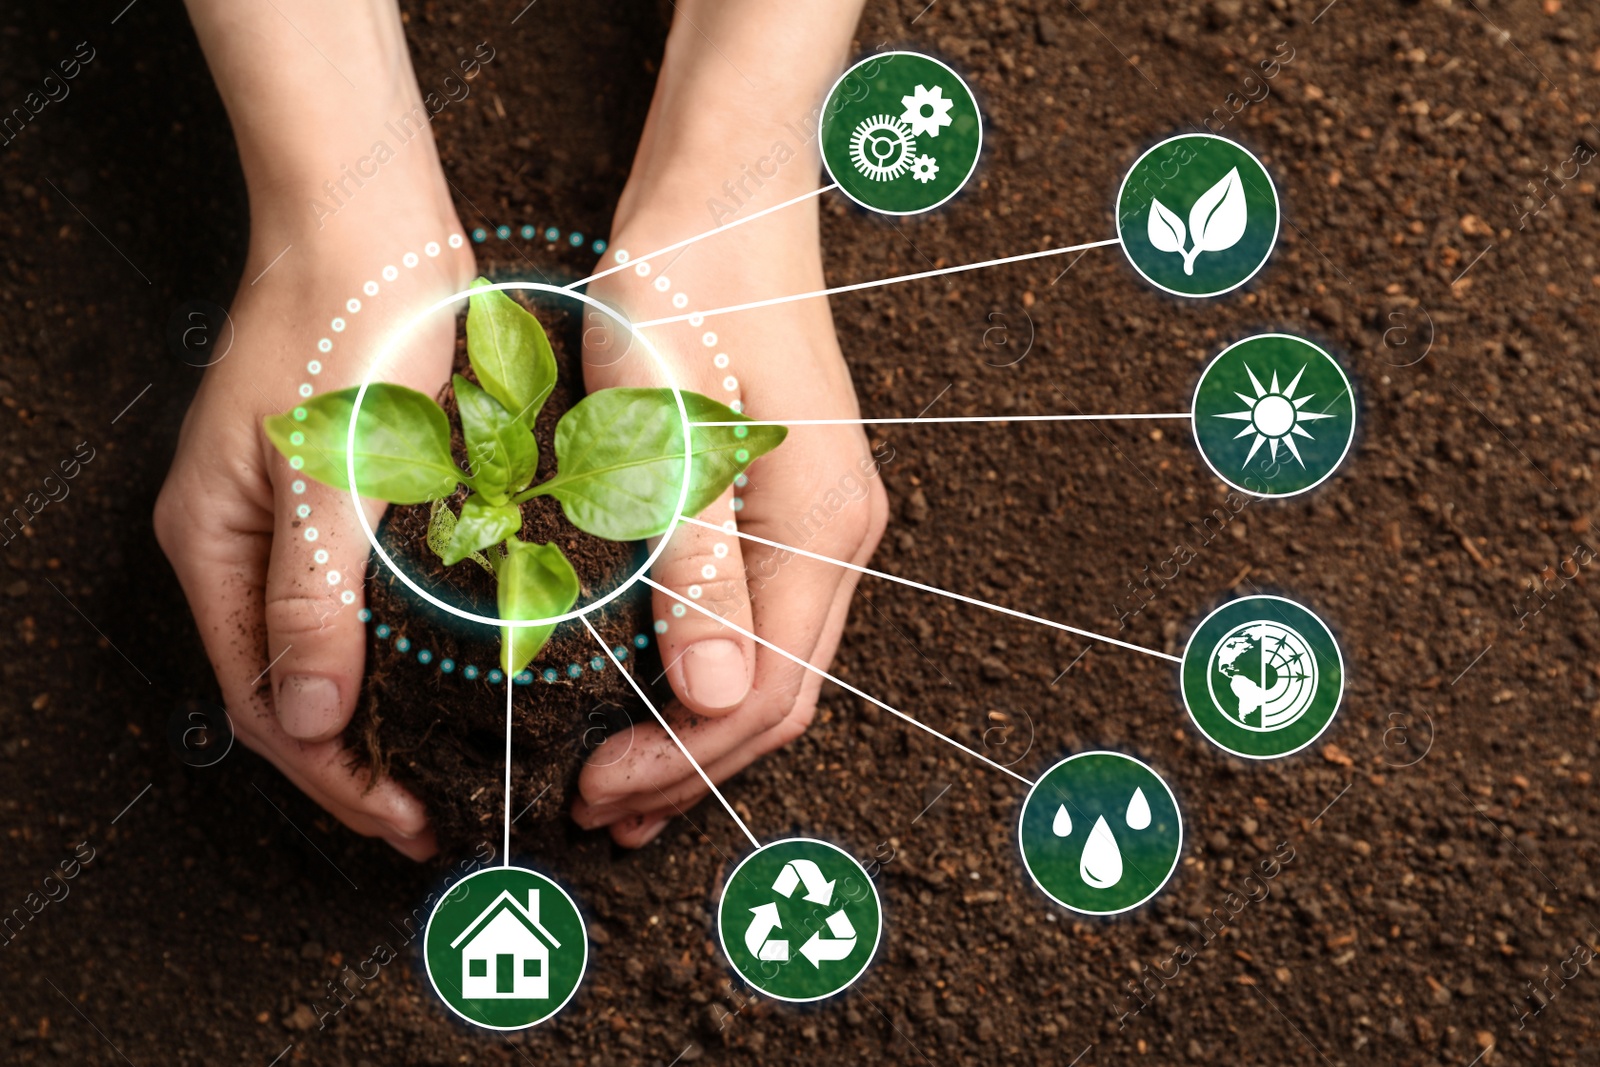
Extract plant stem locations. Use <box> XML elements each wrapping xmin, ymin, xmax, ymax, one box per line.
<box><xmin>509</xmin><ymin>482</ymin><xmax>555</xmax><ymax>505</ymax></box>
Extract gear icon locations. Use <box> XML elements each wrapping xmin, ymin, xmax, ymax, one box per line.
<box><xmin>849</xmin><ymin>115</ymin><xmax>917</xmax><ymax>181</ymax></box>
<box><xmin>910</xmin><ymin>155</ymin><xmax>939</xmax><ymax>184</ymax></box>
<box><xmin>900</xmin><ymin>84</ymin><xmax>954</xmax><ymax>139</ymax></box>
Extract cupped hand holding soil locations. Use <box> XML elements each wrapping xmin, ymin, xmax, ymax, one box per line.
<box><xmin>570</xmin><ymin>0</ymin><xmax>887</xmax><ymax>847</ymax></box>
<box><xmin>156</xmin><ymin>0</ymin><xmax>475</xmax><ymax>861</ymax></box>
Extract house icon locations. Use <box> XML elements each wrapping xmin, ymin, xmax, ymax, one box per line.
<box><xmin>449</xmin><ymin>889</ymin><xmax>563</xmax><ymax>1000</ymax></box>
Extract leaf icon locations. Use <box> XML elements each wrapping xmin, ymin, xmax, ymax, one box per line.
<box><xmin>1185</xmin><ymin>167</ymin><xmax>1247</xmax><ymax>274</ymax></box>
<box><xmin>1147</xmin><ymin>197</ymin><xmax>1186</xmax><ymax>256</ymax></box>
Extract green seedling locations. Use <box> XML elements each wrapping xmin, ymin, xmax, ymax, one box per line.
<box><xmin>264</xmin><ymin>280</ymin><xmax>785</xmax><ymax>677</ymax></box>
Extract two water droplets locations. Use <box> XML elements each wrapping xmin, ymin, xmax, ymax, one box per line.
<box><xmin>1052</xmin><ymin>788</ymin><xmax>1152</xmax><ymax>890</ymax></box>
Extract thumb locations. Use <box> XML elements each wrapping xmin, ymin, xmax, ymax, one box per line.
<box><xmin>264</xmin><ymin>448</ymin><xmax>383</xmax><ymax>742</ymax></box>
<box><xmin>652</xmin><ymin>491</ymin><xmax>755</xmax><ymax>715</ymax></box>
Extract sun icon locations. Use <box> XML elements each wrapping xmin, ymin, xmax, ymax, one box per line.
<box><xmin>1214</xmin><ymin>363</ymin><xmax>1335</xmax><ymax>467</ymax></box>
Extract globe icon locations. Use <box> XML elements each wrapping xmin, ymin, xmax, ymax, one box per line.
<box><xmin>1205</xmin><ymin>620</ymin><xmax>1318</xmax><ymax>732</ymax></box>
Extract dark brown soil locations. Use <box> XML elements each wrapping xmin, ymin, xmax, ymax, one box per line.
<box><xmin>5</xmin><ymin>1</ymin><xmax>1600</xmax><ymax>1066</ymax></box>
<box><xmin>355</xmin><ymin>299</ymin><xmax>667</xmax><ymax>845</ymax></box>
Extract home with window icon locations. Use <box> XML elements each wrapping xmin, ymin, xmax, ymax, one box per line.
<box><xmin>449</xmin><ymin>889</ymin><xmax>563</xmax><ymax>999</ymax></box>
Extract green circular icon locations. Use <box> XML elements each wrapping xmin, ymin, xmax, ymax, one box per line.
<box><xmin>1193</xmin><ymin>334</ymin><xmax>1356</xmax><ymax>497</ymax></box>
<box><xmin>819</xmin><ymin>52</ymin><xmax>981</xmax><ymax>215</ymax></box>
<box><xmin>1182</xmin><ymin>595</ymin><xmax>1345</xmax><ymax>759</ymax></box>
<box><xmin>423</xmin><ymin>866</ymin><xmax>588</xmax><ymax>1030</ymax></box>
<box><xmin>717</xmin><ymin>838</ymin><xmax>881</xmax><ymax>1002</ymax></box>
<box><xmin>1116</xmin><ymin>133</ymin><xmax>1279</xmax><ymax>297</ymax></box>
<box><xmin>1018</xmin><ymin>752</ymin><xmax>1182</xmax><ymax>916</ymax></box>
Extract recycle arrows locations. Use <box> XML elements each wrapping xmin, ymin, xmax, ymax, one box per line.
<box><xmin>745</xmin><ymin>902</ymin><xmax>789</xmax><ymax>961</ymax></box>
<box><xmin>799</xmin><ymin>910</ymin><xmax>857</xmax><ymax>967</ymax></box>
<box><xmin>772</xmin><ymin>859</ymin><xmax>835</xmax><ymax>905</ymax></box>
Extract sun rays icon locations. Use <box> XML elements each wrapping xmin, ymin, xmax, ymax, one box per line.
<box><xmin>1214</xmin><ymin>363</ymin><xmax>1335</xmax><ymax>467</ymax></box>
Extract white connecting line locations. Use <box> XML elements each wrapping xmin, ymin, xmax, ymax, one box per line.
<box><xmin>645</xmin><ymin>577</ymin><xmax>1037</xmax><ymax>786</ymax></box>
<box><xmin>633</xmin><ymin>237</ymin><xmax>1123</xmax><ymax>328</ymax></box>
<box><xmin>680</xmin><ymin>516</ymin><xmax>1182</xmax><ymax>664</ymax></box>
<box><xmin>582</xmin><ymin>617</ymin><xmax>763</xmax><ymax>851</ymax></box>
<box><xmin>503</xmin><ymin>672</ymin><xmax>514</xmax><ymax>865</ymax></box>
<box><xmin>692</xmin><ymin>412</ymin><xmax>1191</xmax><ymax>428</ymax></box>
<box><xmin>564</xmin><ymin>183</ymin><xmax>840</xmax><ymax>292</ymax></box>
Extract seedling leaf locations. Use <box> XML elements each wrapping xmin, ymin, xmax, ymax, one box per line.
<box><xmin>426</xmin><ymin>499</ymin><xmax>457</xmax><ymax>559</ymax></box>
<box><xmin>527</xmin><ymin>389</ymin><xmax>785</xmax><ymax>541</ymax></box>
<box><xmin>454</xmin><ymin>374</ymin><xmax>538</xmax><ymax>502</ymax></box>
<box><xmin>1188</xmin><ymin>167</ymin><xmax>1247</xmax><ymax>262</ymax></box>
<box><xmin>466</xmin><ymin>280</ymin><xmax>557</xmax><ymax>428</ymax></box>
<box><xmin>1147</xmin><ymin>197</ymin><xmax>1186</xmax><ymax>255</ymax></box>
<box><xmin>443</xmin><ymin>494</ymin><xmax>523</xmax><ymax>566</ymax></box>
<box><xmin>263</xmin><ymin>384</ymin><xmax>461</xmax><ymax>504</ymax></box>
<box><xmin>499</xmin><ymin>539</ymin><xmax>580</xmax><ymax>675</ymax></box>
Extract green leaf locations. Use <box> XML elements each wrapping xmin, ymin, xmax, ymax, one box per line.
<box><xmin>524</xmin><ymin>388</ymin><xmax>786</xmax><ymax>541</ymax></box>
<box><xmin>443</xmin><ymin>494</ymin><xmax>522</xmax><ymax>565</ymax></box>
<box><xmin>466</xmin><ymin>280</ymin><xmax>557</xmax><ymax>428</ymax></box>
<box><xmin>454</xmin><ymin>374</ymin><xmax>538</xmax><ymax>502</ymax></box>
<box><xmin>680</xmin><ymin>391</ymin><xmax>787</xmax><ymax>517</ymax></box>
<box><xmin>426</xmin><ymin>499</ymin><xmax>457</xmax><ymax>559</ymax></box>
<box><xmin>498</xmin><ymin>539</ymin><xmax>580</xmax><ymax>676</ymax></box>
<box><xmin>263</xmin><ymin>384</ymin><xmax>461</xmax><ymax>504</ymax></box>
<box><xmin>427</xmin><ymin>500</ymin><xmax>496</xmax><ymax>575</ymax></box>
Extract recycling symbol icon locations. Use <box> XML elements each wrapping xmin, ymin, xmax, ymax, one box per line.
<box><xmin>743</xmin><ymin>858</ymin><xmax>858</xmax><ymax>967</ymax></box>
<box><xmin>718</xmin><ymin>838</ymin><xmax>882</xmax><ymax>1001</ymax></box>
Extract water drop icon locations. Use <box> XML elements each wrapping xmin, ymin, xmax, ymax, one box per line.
<box><xmin>1052</xmin><ymin>805</ymin><xmax>1072</xmax><ymax>837</ymax></box>
<box><xmin>1126</xmin><ymin>787</ymin><xmax>1151</xmax><ymax>830</ymax></box>
<box><xmin>1079</xmin><ymin>815</ymin><xmax>1124</xmax><ymax>889</ymax></box>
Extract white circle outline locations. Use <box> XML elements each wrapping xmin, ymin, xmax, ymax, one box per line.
<box><xmin>1115</xmin><ymin>132</ymin><xmax>1280</xmax><ymax>298</ymax></box>
<box><xmin>1191</xmin><ymin>333</ymin><xmax>1356</xmax><ymax>499</ymax></box>
<box><xmin>347</xmin><ymin>281</ymin><xmax>691</xmax><ymax>628</ymax></box>
<box><xmin>1016</xmin><ymin>750</ymin><xmax>1183</xmax><ymax>917</ymax></box>
<box><xmin>1180</xmin><ymin>594</ymin><xmax>1346</xmax><ymax>761</ymax></box>
<box><xmin>715</xmin><ymin>837</ymin><xmax>883</xmax><ymax>1004</ymax></box>
<box><xmin>819</xmin><ymin>51</ymin><xmax>984</xmax><ymax>217</ymax></box>
<box><xmin>421</xmin><ymin>864</ymin><xmax>589</xmax><ymax>1031</ymax></box>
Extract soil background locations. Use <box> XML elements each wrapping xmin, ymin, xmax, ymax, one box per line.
<box><xmin>3</xmin><ymin>1</ymin><xmax>1600</xmax><ymax>1066</ymax></box>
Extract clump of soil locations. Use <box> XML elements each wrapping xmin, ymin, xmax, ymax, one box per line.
<box><xmin>349</xmin><ymin>297</ymin><xmax>670</xmax><ymax>847</ymax></box>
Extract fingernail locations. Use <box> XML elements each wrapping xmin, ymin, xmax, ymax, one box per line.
<box><xmin>383</xmin><ymin>830</ymin><xmax>438</xmax><ymax>862</ymax></box>
<box><xmin>277</xmin><ymin>674</ymin><xmax>342</xmax><ymax>739</ymax></box>
<box><xmin>680</xmin><ymin>639</ymin><xmax>749</xmax><ymax>710</ymax></box>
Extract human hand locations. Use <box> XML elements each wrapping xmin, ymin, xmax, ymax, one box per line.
<box><xmin>163</xmin><ymin>0</ymin><xmax>490</xmax><ymax>859</ymax></box>
<box><xmin>571</xmin><ymin>190</ymin><xmax>887</xmax><ymax>847</ymax></box>
<box><xmin>155</xmin><ymin>191</ymin><xmax>473</xmax><ymax>861</ymax></box>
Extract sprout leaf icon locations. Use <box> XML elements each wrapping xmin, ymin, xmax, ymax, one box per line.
<box><xmin>1147</xmin><ymin>198</ymin><xmax>1186</xmax><ymax>257</ymax></box>
<box><xmin>1188</xmin><ymin>167</ymin><xmax>1247</xmax><ymax>268</ymax></box>
<box><xmin>1147</xmin><ymin>167</ymin><xmax>1248</xmax><ymax>275</ymax></box>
